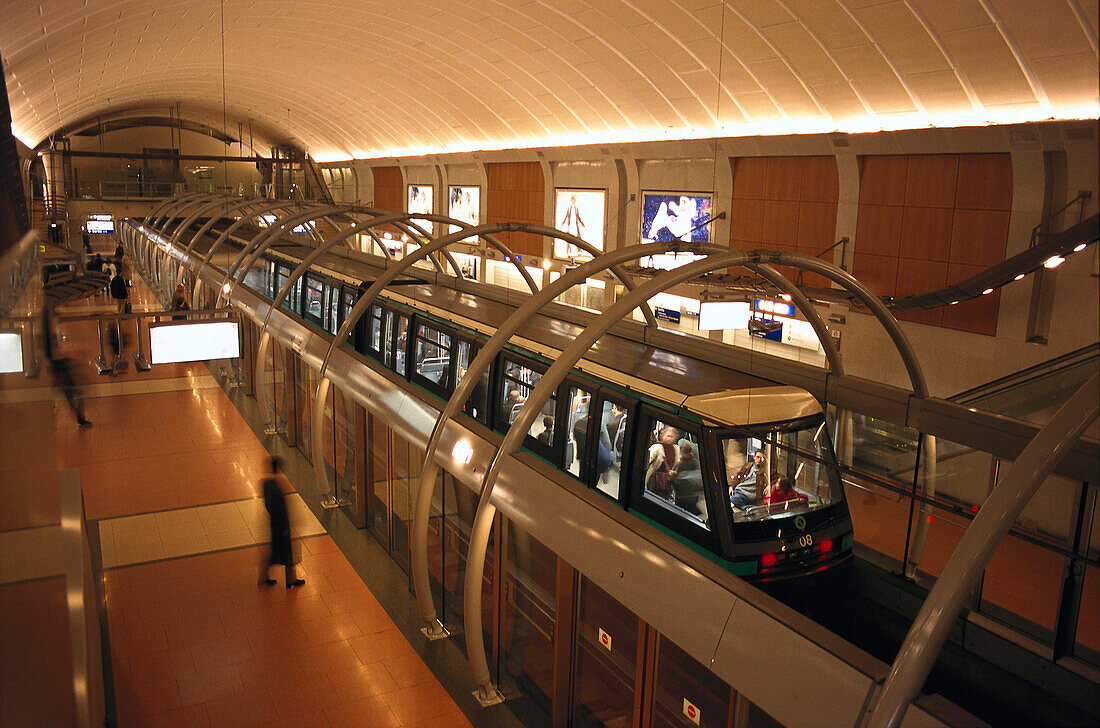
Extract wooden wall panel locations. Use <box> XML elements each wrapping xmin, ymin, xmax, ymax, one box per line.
<box><xmin>796</xmin><ymin>201</ymin><xmax>838</xmax><ymax>252</ymax></box>
<box><xmin>761</xmin><ymin>199</ymin><xmax>800</xmax><ymax>245</ymax></box>
<box><xmin>904</xmin><ymin>154</ymin><xmax>959</xmax><ymax>208</ymax></box>
<box><xmin>856</xmin><ymin>153</ymin><xmax>1010</xmax><ymax>336</ymax></box>
<box><xmin>900</xmin><ymin>206</ymin><xmax>953</xmax><ymax>261</ymax></box>
<box><xmin>729</xmin><ymin>198</ymin><xmax>765</xmax><ymax>242</ymax></box>
<box><xmin>852</xmin><ymin>252</ymin><xmax>899</xmax><ymax>296</ymax></box>
<box><xmin>950</xmin><ymin>208</ymin><xmax>1010</xmax><ymax>266</ymax></box>
<box><xmin>855</xmin><ymin>204</ymin><xmax>903</xmax><ymax>256</ymax></box>
<box><xmin>765</xmin><ymin>157</ymin><xmax>803</xmax><ymax>201</ymax></box>
<box><xmin>732</xmin><ymin>157</ymin><xmax>768</xmax><ymax>199</ymax></box>
<box><xmin>859</xmin><ymin>155</ymin><xmax>907</xmax><ymax>206</ymax></box>
<box><xmin>372</xmin><ymin>166</ymin><xmax>403</xmax><ymax>213</ymax></box>
<box><xmin>955</xmin><ymin>154</ymin><xmax>1013</xmax><ymax>210</ymax></box>
<box><xmin>800</xmin><ymin>156</ymin><xmax>840</xmax><ymax>203</ymax></box>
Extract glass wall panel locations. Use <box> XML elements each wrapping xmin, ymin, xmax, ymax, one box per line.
<box><xmin>390</xmin><ymin>434</ymin><xmax>419</xmax><ymax>573</ymax></box>
<box><xmin>980</xmin><ymin>533</ymin><xmax>1065</xmax><ymax>639</ymax></box>
<box><xmin>500</xmin><ymin>523</ymin><xmax>556</xmax><ymax>727</ymax></box>
<box><xmin>295</xmin><ymin>357</ymin><xmax>316</xmax><ymax>458</ymax></box>
<box><xmin>442</xmin><ymin>475</ymin><xmax>478</xmax><ymax>629</ymax></box>
<box><xmin>650</xmin><ymin>637</ymin><xmax>731</xmax><ymax>728</ymax></box>
<box><xmin>572</xmin><ymin>577</ymin><xmax>639</xmax><ymax>727</ymax></box>
<box><xmin>1076</xmin><ymin>563</ymin><xmax>1100</xmax><ymax>664</ymax></box>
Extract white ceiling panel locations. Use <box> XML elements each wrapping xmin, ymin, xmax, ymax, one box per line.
<box><xmin>0</xmin><ymin>0</ymin><xmax>1095</xmax><ymax>161</ymax></box>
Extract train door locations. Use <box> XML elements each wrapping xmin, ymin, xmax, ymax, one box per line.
<box><xmin>410</xmin><ymin>319</ymin><xmax>455</xmax><ymax>398</ymax></box>
<box><xmin>497</xmin><ymin>353</ymin><xmax>558</xmax><ymax>461</ymax></box>
<box><xmin>455</xmin><ymin>336</ymin><xmax>489</xmax><ymax>424</ymax></box>
<box><xmin>303</xmin><ymin>273</ymin><xmax>326</xmax><ymax>329</ymax></box>
<box><xmin>367</xmin><ymin>411</ymin><xmax>391</xmax><ymax>551</ymax></box>
<box><xmin>587</xmin><ymin>392</ymin><xmax>635</xmax><ymax>501</ymax></box>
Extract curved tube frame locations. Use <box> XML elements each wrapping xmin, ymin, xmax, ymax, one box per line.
<box><xmin>143</xmin><ymin>191</ymin><xmax>207</xmax><ymax>228</ymax></box>
<box><xmin>865</xmin><ymin>373</ymin><xmax>1099</xmax><ymax>728</ymax></box>
<box><xmin>156</xmin><ymin>194</ymin><xmax>225</xmax><ymax>240</ymax></box>
<box><xmin>149</xmin><ymin>192</ymin><xmax>214</xmax><ymax>232</ymax></box>
<box><xmin>458</xmin><ymin>249</ymin><xmax>932</xmax><ymax>699</ymax></box>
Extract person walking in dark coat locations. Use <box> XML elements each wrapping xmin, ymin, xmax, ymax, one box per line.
<box><xmin>258</xmin><ymin>457</ymin><xmax>304</xmax><ymax>587</ymax></box>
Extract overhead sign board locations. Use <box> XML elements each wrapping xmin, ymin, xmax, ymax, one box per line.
<box><xmin>149</xmin><ymin>321</ymin><xmax>240</xmax><ymax>364</ymax></box>
<box><xmin>0</xmin><ymin>332</ymin><xmax>23</xmax><ymax>373</ymax></box>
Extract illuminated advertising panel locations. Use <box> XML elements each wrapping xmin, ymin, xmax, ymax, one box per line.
<box><xmin>407</xmin><ymin>184</ymin><xmax>434</xmax><ymax>236</ymax></box>
<box><xmin>149</xmin><ymin>321</ymin><xmax>240</xmax><ymax>364</ymax></box>
<box><xmin>698</xmin><ymin>301</ymin><xmax>751</xmax><ymax>330</ymax></box>
<box><xmin>553</xmin><ymin>188</ymin><xmax>606</xmax><ymax>260</ymax></box>
<box><xmin>0</xmin><ymin>331</ymin><xmax>23</xmax><ymax>373</ymax></box>
<box><xmin>641</xmin><ymin>192</ymin><xmax>712</xmax><ymax>244</ymax></box>
<box><xmin>448</xmin><ymin>186</ymin><xmax>480</xmax><ymax>238</ymax></box>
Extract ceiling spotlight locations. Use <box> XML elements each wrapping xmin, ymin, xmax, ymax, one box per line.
<box><xmin>1073</xmin><ymin>243</ymin><xmax>1087</xmax><ymax>252</ymax></box>
<box><xmin>1014</xmin><ymin>273</ymin><xmax>1025</xmax><ymax>281</ymax></box>
<box><xmin>982</xmin><ymin>288</ymin><xmax>994</xmax><ymax>295</ymax></box>
<box><xmin>1044</xmin><ymin>256</ymin><xmax>1065</xmax><ymax>269</ymax></box>
<box><xmin>949</xmin><ymin>300</ymin><xmax>959</xmax><ymax>305</ymax></box>
<box><xmin>221</xmin><ymin>282</ymin><xmax>232</xmax><ymax>294</ymax></box>
<box><xmin>542</xmin><ymin>258</ymin><xmax>551</xmax><ymax>270</ymax></box>
<box><xmin>781</xmin><ymin>294</ymin><xmax>792</xmax><ymax>301</ymax></box>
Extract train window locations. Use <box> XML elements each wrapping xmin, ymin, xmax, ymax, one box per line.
<box><xmin>393</xmin><ymin>314</ymin><xmax>409</xmax><ymax>376</ymax></box>
<box><xmin>276</xmin><ymin>264</ymin><xmax>292</xmax><ymax>309</ymax></box>
<box><xmin>413</xmin><ymin>323</ymin><xmax>452</xmax><ymax>388</ymax></box>
<box><xmin>593</xmin><ymin>398</ymin><xmax>629</xmax><ymax>499</ymax></box>
<box><xmin>499</xmin><ymin>357</ymin><xmax>558</xmax><ymax>448</ymax></box>
<box><xmin>382</xmin><ymin>309</ymin><xmax>395</xmax><ymax>365</ymax></box>
<box><xmin>242</xmin><ymin>259</ymin><xmax>271</xmax><ymax>298</ymax></box>
<box><xmin>565</xmin><ymin>386</ymin><xmax>593</xmax><ymax>479</ymax></box>
<box><xmin>456</xmin><ymin>340</ymin><xmax>489</xmax><ymax>423</ymax></box>
<box><xmin>304</xmin><ymin>275</ymin><xmax>325</xmax><ymax>325</ymax></box>
<box><xmin>642</xmin><ymin>417</ymin><xmax>709</xmax><ymax>530</ymax></box>
<box><xmin>369</xmin><ymin>304</ymin><xmax>383</xmax><ymax>354</ymax></box>
<box><xmin>327</xmin><ymin>287</ymin><xmax>340</xmax><ymax>335</ymax></box>
<box><xmin>290</xmin><ymin>277</ymin><xmax>303</xmax><ymax>315</ymax></box>
<box><xmin>722</xmin><ymin>419</ymin><xmax>843</xmax><ymax>522</ymax></box>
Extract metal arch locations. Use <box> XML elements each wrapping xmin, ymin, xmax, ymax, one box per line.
<box><xmin>463</xmin><ymin>251</ymin><xmax>761</xmax><ymax>700</ymax></box>
<box><xmin>866</xmin><ymin>374</ymin><xmax>1099</xmax><ymax>728</ymax></box>
<box><xmin>149</xmin><ymin>192</ymin><xmax>215</xmax><ymax>232</ymax></box>
<box><xmin>142</xmin><ymin>192</ymin><xmax>206</xmax><ymax>227</ymax></box>
<box><xmin>459</xmin><ymin>249</ymin><xmax>935</xmax><ymax>699</ymax></box>
<box><xmin>186</xmin><ymin>200</ymin><xmax>303</xmax><ymax>305</ymax></box>
<box><xmin>405</xmin><ymin>240</ymin><xmax>704</xmax><ymax>640</ymax></box>
<box><xmin>220</xmin><ymin>204</ymin><xmax>351</xmax><ymax>294</ymax></box>
<box><xmin>157</xmin><ymin>194</ymin><xmax>227</xmax><ymax>240</ymax></box>
<box><xmin>252</xmin><ymin>212</ymin><xmax>418</xmax><ymax>428</ymax></box>
<box><xmin>307</xmin><ymin>225</ymin><xmax>662</xmax><ymax>506</ymax></box>
<box><xmin>175</xmin><ymin>197</ymin><xmax>274</xmax><ymax>283</ymax></box>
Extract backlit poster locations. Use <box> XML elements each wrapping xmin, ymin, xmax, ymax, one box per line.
<box><xmin>407</xmin><ymin>184</ymin><xmax>433</xmax><ymax>237</ymax></box>
<box><xmin>553</xmin><ymin>188</ymin><xmax>606</xmax><ymax>260</ymax></box>
<box><xmin>641</xmin><ymin>192</ymin><xmax>712</xmax><ymax>243</ymax></box>
<box><xmin>448</xmin><ymin>186</ymin><xmax>480</xmax><ymax>239</ymax></box>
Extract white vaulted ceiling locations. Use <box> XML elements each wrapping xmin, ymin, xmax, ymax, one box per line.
<box><xmin>2</xmin><ymin>0</ymin><xmax>1097</xmax><ymax>161</ymax></box>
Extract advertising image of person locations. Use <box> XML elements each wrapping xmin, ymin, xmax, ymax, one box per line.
<box><xmin>648</xmin><ymin>195</ymin><xmax>695</xmax><ymax>242</ymax></box>
<box><xmin>560</xmin><ymin>194</ymin><xmax>585</xmax><ymax>238</ymax></box>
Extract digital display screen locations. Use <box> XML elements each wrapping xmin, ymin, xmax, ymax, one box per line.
<box><xmin>0</xmin><ymin>332</ymin><xmax>23</xmax><ymax>373</ymax></box>
<box><xmin>553</xmin><ymin>189</ymin><xmax>606</xmax><ymax>259</ymax></box>
<box><xmin>698</xmin><ymin>301</ymin><xmax>750</xmax><ymax>330</ymax></box>
<box><xmin>448</xmin><ymin>186</ymin><xmax>480</xmax><ymax>238</ymax></box>
<box><xmin>407</xmin><ymin>185</ymin><xmax>434</xmax><ymax>236</ymax></box>
<box><xmin>149</xmin><ymin>321</ymin><xmax>240</xmax><ymax>364</ymax></box>
<box><xmin>86</xmin><ymin>215</ymin><xmax>114</xmax><ymax>234</ymax></box>
<box><xmin>641</xmin><ymin>192</ymin><xmax>712</xmax><ymax>243</ymax></box>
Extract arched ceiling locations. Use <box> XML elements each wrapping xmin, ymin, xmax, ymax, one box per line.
<box><xmin>2</xmin><ymin>0</ymin><xmax>1097</xmax><ymax>162</ymax></box>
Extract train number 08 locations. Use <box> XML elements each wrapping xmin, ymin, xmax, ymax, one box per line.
<box><xmin>798</xmin><ymin>534</ymin><xmax>814</xmax><ymax>548</ymax></box>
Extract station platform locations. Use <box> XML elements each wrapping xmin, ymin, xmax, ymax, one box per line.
<box><xmin>0</xmin><ymin>245</ymin><xmax>514</xmax><ymax>727</ymax></box>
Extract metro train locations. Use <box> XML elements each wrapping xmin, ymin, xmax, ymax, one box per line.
<box><xmin>203</xmin><ymin>226</ymin><xmax>855</xmax><ymax>584</ymax></box>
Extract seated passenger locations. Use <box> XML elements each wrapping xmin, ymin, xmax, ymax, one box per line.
<box><xmin>645</xmin><ymin>426</ymin><xmax>680</xmax><ymax>500</ymax></box>
<box><xmin>536</xmin><ymin>415</ymin><xmax>554</xmax><ymax>445</ymax></box>
<box><xmin>672</xmin><ymin>440</ymin><xmax>704</xmax><ymax>516</ymax></box>
<box><xmin>729</xmin><ymin>450</ymin><xmax>772</xmax><ymax>509</ymax></box>
<box><xmin>764</xmin><ymin>476</ymin><xmax>805</xmax><ymax>505</ymax></box>
<box><xmin>505</xmin><ymin>389</ymin><xmax>525</xmax><ymax>422</ymax></box>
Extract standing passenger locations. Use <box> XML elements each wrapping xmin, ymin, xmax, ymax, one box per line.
<box><xmin>259</xmin><ymin>457</ymin><xmax>305</xmax><ymax>588</ymax></box>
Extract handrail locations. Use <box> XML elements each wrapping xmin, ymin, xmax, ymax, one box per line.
<box><xmin>1030</xmin><ymin>190</ymin><xmax>1091</xmax><ymax>246</ymax></box>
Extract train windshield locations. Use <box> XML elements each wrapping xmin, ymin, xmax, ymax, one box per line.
<box><xmin>721</xmin><ymin>418</ymin><xmax>844</xmax><ymax>522</ymax></box>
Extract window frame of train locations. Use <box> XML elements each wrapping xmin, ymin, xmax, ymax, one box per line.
<box><xmin>713</xmin><ymin>416</ymin><xmax>848</xmax><ymax>542</ymax></box>
<box><xmin>338</xmin><ymin>284</ymin><xmax>363</xmax><ymax>348</ymax></box>
<box><xmin>629</xmin><ymin>406</ymin><xmax>720</xmax><ymax>552</ymax></box>
<box><xmin>242</xmin><ymin>256</ymin><xmax>275</xmax><ymax>300</ymax></box>
<box><xmin>557</xmin><ymin>383</ymin><xmax>636</xmax><ymax>500</ymax></box>
<box><xmin>274</xmin><ymin>262</ymin><xmax>303</xmax><ymax>316</ymax></box>
<box><xmin>581</xmin><ymin>390</ymin><xmax>637</xmax><ymax>503</ymax></box>
<box><xmin>410</xmin><ymin>318</ymin><xmax>456</xmax><ymax>398</ymax></box>
<box><xmin>302</xmin><ymin>272</ymin><xmax>328</xmax><ymax>330</ymax></box>
<box><xmin>495</xmin><ymin>351</ymin><xmax>558</xmax><ymax>462</ymax></box>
